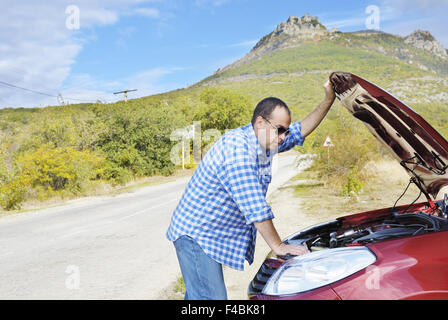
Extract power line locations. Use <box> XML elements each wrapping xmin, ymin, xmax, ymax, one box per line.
<box><xmin>0</xmin><ymin>80</ymin><xmax>106</xmax><ymax>103</ymax></box>
<box><xmin>0</xmin><ymin>80</ymin><xmax>56</xmax><ymax>98</ymax></box>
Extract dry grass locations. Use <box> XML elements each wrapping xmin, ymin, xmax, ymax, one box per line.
<box><xmin>286</xmin><ymin>159</ymin><xmax>431</xmax><ymax>218</ymax></box>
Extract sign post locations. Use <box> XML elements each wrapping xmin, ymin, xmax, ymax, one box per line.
<box><xmin>322</xmin><ymin>136</ymin><xmax>335</xmax><ymax>168</ymax></box>
<box><xmin>181</xmin><ymin>125</ymin><xmax>195</xmax><ymax>170</ymax></box>
<box><xmin>181</xmin><ymin>140</ymin><xmax>185</xmax><ymax>170</ymax></box>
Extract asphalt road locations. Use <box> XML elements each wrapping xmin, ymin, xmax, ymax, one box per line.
<box><xmin>0</xmin><ymin>153</ymin><xmax>307</xmax><ymax>299</ymax></box>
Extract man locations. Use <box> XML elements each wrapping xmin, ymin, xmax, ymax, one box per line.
<box><xmin>166</xmin><ymin>80</ymin><xmax>336</xmax><ymax>300</ymax></box>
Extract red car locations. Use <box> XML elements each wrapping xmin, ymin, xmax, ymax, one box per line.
<box><xmin>248</xmin><ymin>72</ymin><xmax>448</xmax><ymax>300</ymax></box>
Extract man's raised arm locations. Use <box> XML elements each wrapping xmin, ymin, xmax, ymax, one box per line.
<box><xmin>300</xmin><ymin>80</ymin><xmax>336</xmax><ymax>139</ymax></box>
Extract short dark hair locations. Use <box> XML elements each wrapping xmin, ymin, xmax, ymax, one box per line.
<box><xmin>251</xmin><ymin>97</ymin><xmax>291</xmax><ymax>125</ymax></box>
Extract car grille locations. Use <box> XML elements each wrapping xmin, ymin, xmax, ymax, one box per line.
<box><xmin>248</xmin><ymin>260</ymin><xmax>278</xmax><ymax>296</ymax></box>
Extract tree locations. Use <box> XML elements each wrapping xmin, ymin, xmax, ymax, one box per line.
<box><xmin>195</xmin><ymin>88</ymin><xmax>253</xmax><ymax>132</ymax></box>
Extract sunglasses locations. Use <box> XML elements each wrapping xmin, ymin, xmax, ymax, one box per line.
<box><xmin>261</xmin><ymin>116</ymin><xmax>291</xmax><ymax>137</ymax></box>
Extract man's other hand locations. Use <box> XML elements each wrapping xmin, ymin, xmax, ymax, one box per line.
<box><xmin>273</xmin><ymin>243</ymin><xmax>310</xmax><ymax>257</ymax></box>
<box><xmin>323</xmin><ymin>80</ymin><xmax>336</xmax><ymax>102</ymax></box>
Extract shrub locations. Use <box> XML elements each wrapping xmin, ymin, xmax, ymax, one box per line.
<box><xmin>93</xmin><ymin>101</ymin><xmax>187</xmax><ymax>179</ymax></box>
<box><xmin>100</xmin><ymin>161</ymin><xmax>134</xmax><ymax>186</ymax></box>
<box><xmin>195</xmin><ymin>88</ymin><xmax>253</xmax><ymax>131</ymax></box>
<box><xmin>310</xmin><ymin>105</ymin><xmax>379</xmax><ymax>196</ymax></box>
<box><xmin>16</xmin><ymin>145</ymin><xmax>105</xmax><ymax>201</ymax></box>
<box><xmin>341</xmin><ymin>165</ymin><xmax>365</xmax><ymax>197</ymax></box>
<box><xmin>0</xmin><ymin>143</ymin><xmax>27</xmax><ymax>210</ymax></box>
<box><xmin>0</xmin><ymin>178</ymin><xmax>27</xmax><ymax>210</ymax></box>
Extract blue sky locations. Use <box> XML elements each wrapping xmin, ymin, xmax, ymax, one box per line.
<box><xmin>1</xmin><ymin>0</ymin><xmax>447</xmax><ymax>108</ymax></box>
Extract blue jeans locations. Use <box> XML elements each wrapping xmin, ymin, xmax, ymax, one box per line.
<box><xmin>173</xmin><ymin>235</ymin><xmax>228</xmax><ymax>300</ymax></box>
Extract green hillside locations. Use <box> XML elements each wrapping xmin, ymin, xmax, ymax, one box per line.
<box><xmin>196</xmin><ymin>31</ymin><xmax>448</xmax><ymax>119</ymax></box>
<box><xmin>1</xmin><ymin>14</ymin><xmax>448</xmax><ymax>209</ymax></box>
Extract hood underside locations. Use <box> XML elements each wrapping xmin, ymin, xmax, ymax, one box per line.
<box><xmin>330</xmin><ymin>72</ymin><xmax>448</xmax><ymax>199</ymax></box>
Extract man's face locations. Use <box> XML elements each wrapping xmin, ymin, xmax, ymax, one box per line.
<box><xmin>255</xmin><ymin>106</ymin><xmax>291</xmax><ymax>151</ymax></box>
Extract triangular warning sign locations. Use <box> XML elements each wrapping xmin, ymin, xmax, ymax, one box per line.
<box><xmin>322</xmin><ymin>136</ymin><xmax>335</xmax><ymax>148</ymax></box>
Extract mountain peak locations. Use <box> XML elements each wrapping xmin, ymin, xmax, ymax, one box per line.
<box><xmin>273</xmin><ymin>13</ymin><xmax>328</xmax><ymax>37</ymax></box>
<box><xmin>286</xmin><ymin>13</ymin><xmax>326</xmax><ymax>28</ymax></box>
<box><xmin>404</xmin><ymin>30</ymin><xmax>447</xmax><ymax>59</ymax></box>
<box><xmin>214</xmin><ymin>14</ymin><xmax>330</xmax><ymax>75</ymax></box>
<box><xmin>213</xmin><ymin>15</ymin><xmax>447</xmax><ymax>77</ymax></box>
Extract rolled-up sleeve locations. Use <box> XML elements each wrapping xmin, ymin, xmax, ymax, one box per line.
<box><xmin>278</xmin><ymin>121</ymin><xmax>305</xmax><ymax>153</ymax></box>
<box><xmin>216</xmin><ymin>136</ymin><xmax>274</xmax><ymax>225</ymax></box>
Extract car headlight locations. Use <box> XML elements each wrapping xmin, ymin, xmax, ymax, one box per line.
<box><xmin>262</xmin><ymin>246</ymin><xmax>376</xmax><ymax>296</ymax></box>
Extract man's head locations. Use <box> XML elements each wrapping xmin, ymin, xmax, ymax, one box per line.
<box><xmin>252</xmin><ymin>97</ymin><xmax>291</xmax><ymax>151</ymax></box>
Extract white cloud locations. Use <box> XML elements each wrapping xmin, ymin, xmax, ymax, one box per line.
<box><xmin>0</xmin><ymin>0</ymin><xmax>164</xmax><ymax>108</ymax></box>
<box><xmin>320</xmin><ymin>3</ymin><xmax>447</xmax><ymax>48</ymax></box>
<box><xmin>133</xmin><ymin>7</ymin><xmax>160</xmax><ymax>18</ymax></box>
<box><xmin>60</xmin><ymin>66</ymin><xmax>189</xmax><ymax>104</ymax></box>
<box><xmin>382</xmin><ymin>0</ymin><xmax>448</xmax><ymax>12</ymax></box>
<box><xmin>0</xmin><ymin>3</ymin><xmax>79</xmax><ymax>107</ymax></box>
<box><xmin>195</xmin><ymin>0</ymin><xmax>230</xmax><ymax>6</ymax></box>
<box><xmin>122</xmin><ymin>66</ymin><xmax>190</xmax><ymax>96</ymax></box>
<box><xmin>323</xmin><ymin>16</ymin><xmax>367</xmax><ymax>29</ymax></box>
<box><xmin>79</xmin><ymin>7</ymin><xmax>119</xmax><ymax>27</ymax></box>
<box><xmin>380</xmin><ymin>0</ymin><xmax>448</xmax><ymax>47</ymax></box>
<box><xmin>227</xmin><ymin>39</ymin><xmax>258</xmax><ymax>48</ymax></box>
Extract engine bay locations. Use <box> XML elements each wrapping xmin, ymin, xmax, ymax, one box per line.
<box><xmin>249</xmin><ymin>200</ymin><xmax>448</xmax><ymax>297</ymax></box>
<box><xmin>285</xmin><ymin>208</ymin><xmax>448</xmax><ymax>252</ymax></box>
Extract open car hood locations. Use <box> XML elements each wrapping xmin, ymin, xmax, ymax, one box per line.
<box><xmin>330</xmin><ymin>72</ymin><xmax>448</xmax><ymax>199</ymax></box>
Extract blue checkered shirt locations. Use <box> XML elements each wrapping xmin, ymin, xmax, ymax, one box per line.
<box><xmin>166</xmin><ymin>122</ymin><xmax>305</xmax><ymax>270</ymax></box>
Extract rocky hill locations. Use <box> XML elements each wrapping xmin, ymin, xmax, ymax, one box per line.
<box><xmin>196</xmin><ymin>14</ymin><xmax>448</xmax><ymax>110</ymax></box>
<box><xmin>215</xmin><ymin>14</ymin><xmax>332</xmax><ymax>74</ymax></box>
<box><xmin>404</xmin><ymin>30</ymin><xmax>447</xmax><ymax>59</ymax></box>
<box><xmin>214</xmin><ymin>14</ymin><xmax>447</xmax><ymax>77</ymax></box>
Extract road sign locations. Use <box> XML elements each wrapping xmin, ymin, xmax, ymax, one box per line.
<box><xmin>322</xmin><ymin>136</ymin><xmax>335</xmax><ymax>148</ymax></box>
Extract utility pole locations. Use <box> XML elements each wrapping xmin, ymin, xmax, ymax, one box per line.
<box><xmin>113</xmin><ymin>89</ymin><xmax>137</xmax><ymax>102</ymax></box>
